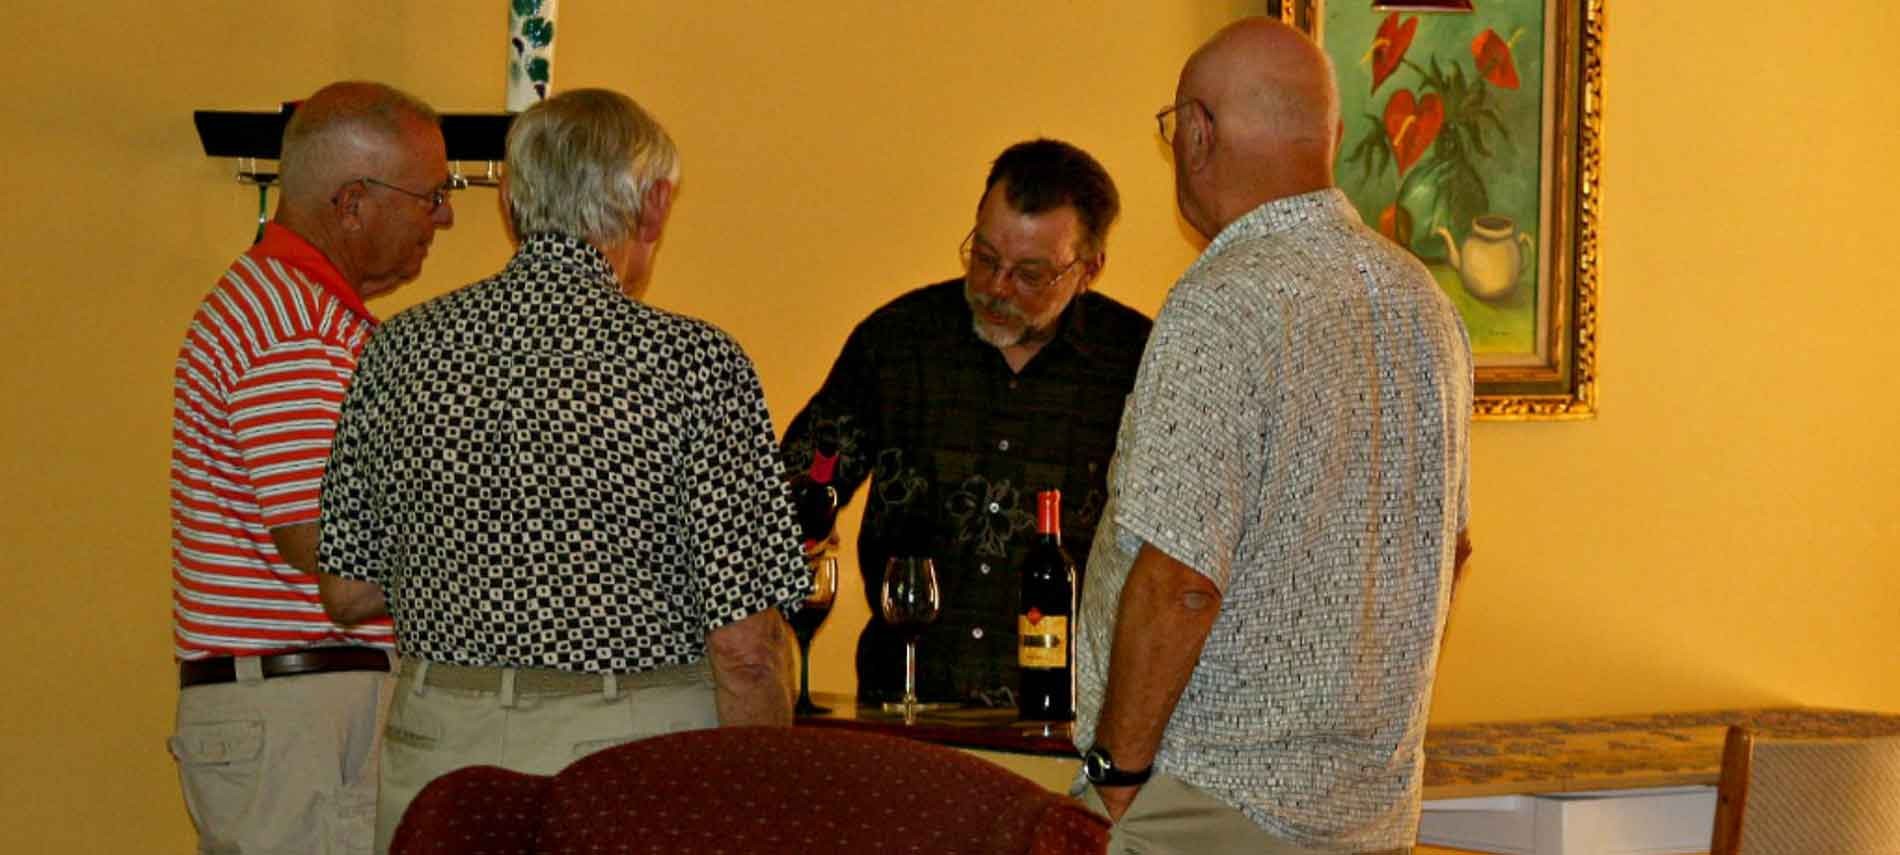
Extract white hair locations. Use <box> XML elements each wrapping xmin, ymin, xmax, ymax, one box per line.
<box><xmin>504</xmin><ymin>89</ymin><xmax>681</xmax><ymax>246</ymax></box>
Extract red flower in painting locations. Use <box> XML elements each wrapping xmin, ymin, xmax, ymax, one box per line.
<box><xmin>1471</xmin><ymin>28</ymin><xmax>1520</xmax><ymax>89</ymax></box>
<box><xmin>1382</xmin><ymin>89</ymin><xmax>1445</xmax><ymax>177</ymax></box>
<box><xmin>1370</xmin><ymin>13</ymin><xmax>1418</xmax><ymax>93</ymax></box>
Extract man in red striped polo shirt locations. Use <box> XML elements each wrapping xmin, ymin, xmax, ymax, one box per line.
<box><xmin>168</xmin><ymin>80</ymin><xmax>455</xmax><ymax>853</ymax></box>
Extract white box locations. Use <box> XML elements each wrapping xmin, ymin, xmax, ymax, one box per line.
<box><xmin>1418</xmin><ymin>786</ymin><xmax>1716</xmax><ymax>854</ymax></box>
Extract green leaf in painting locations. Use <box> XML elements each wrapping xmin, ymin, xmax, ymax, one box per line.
<box><xmin>512</xmin><ymin>0</ymin><xmax>541</xmax><ymax>18</ymax></box>
<box><xmin>1476</xmin><ymin>108</ymin><xmax>1511</xmax><ymax>146</ymax></box>
<box><xmin>528</xmin><ymin>57</ymin><xmax>551</xmax><ymax>84</ymax></box>
<box><xmin>1464</xmin><ymin>123</ymin><xmax>1493</xmax><ymax>160</ymax></box>
<box><xmin>523</xmin><ymin>17</ymin><xmax>555</xmax><ymax>48</ymax></box>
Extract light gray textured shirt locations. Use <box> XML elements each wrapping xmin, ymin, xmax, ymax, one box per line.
<box><xmin>1073</xmin><ymin>189</ymin><xmax>1472</xmax><ymax>850</ymax></box>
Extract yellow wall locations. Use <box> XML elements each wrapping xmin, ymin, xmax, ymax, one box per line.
<box><xmin>2</xmin><ymin>1</ymin><xmax>1895</xmax><ymax>850</ymax></box>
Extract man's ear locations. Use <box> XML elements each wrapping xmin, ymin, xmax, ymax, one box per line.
<box><xmin>331</xmin><ymin>181</ymin><xmax>368</xmax><ymax>231</ymax></box>
<box><xmin>1183</xmin><ymin>108</ymin><xmax>1215</xmax><ymax>174</ymax></box>
<box><xmin>1078</xmin><ymin>251</ymin><xmax>1106</xmax><ymax>294</ymax></box>
<box><xmin>636</xmin><ymin>179</ymin><xmax>674</xmax><ymax>243</ymax></box>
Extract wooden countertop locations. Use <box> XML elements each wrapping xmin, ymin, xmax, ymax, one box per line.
<box><xmin>797</xmin><ymin>697</ymin><xmax>1900</xmax><ymax>800</ymax></box>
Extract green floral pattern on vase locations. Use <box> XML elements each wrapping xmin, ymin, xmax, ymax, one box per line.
<box><xmin>507</xmin><ymin>0</ymin><xmax>558</xmax><ymax>111</ymax></box>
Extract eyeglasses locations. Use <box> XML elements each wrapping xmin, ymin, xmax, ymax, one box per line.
<box><xmin>343</xmin><ymin>175</ymin><xmax>468</xmax><ymax>214</ymax></box>
<box><xmin>959</xmin><ymin>231</ymin><xmax>1088</xmax><ymax>296</ymax></box>
<box><xmin>1155</xmin><ymin>98</ymin><xmax>1212</xmax><ymax>145</ymax></box>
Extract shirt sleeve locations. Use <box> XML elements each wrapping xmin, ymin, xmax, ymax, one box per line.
<box><xmin>230</xmin><ymin>334</ymin><xmax>352</xmax><ymax>530</ymax></box>
<box><xmin>1109</xmin><ymin>284</ymin><xmax>1270</xmax><ymax>592</ymax></box>
<box><xmin>778</xmin><ymin>322</ymin><xmax>880</xmax><ymax>508</ymax></box>
<box><xmin>697</xmin><ymin>336</ymin><xmax>813</xmax><ymax>629</ymax></box>
<box><xmin>316</xmin><ymin>330</ymin><xmax>387</xmax><ymax>585</ymax></box>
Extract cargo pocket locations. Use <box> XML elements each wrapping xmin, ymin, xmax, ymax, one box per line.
<box><xmin>317</xmin><ymin>779</ymin><xmax>377</xmax><ymax>855</ymax></box>
<box><xmin>169</xmin><ymin>719</ymin><xmax>265</xmax><ymax>848</ymax></box>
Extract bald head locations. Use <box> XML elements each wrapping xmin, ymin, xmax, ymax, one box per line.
<box><xmin>272</xmin><ymin>81</ymin><xmax>452</xmax><ymax>299</ymax></box>
<box><xmin>278</xmin><ymin>81</ymin><xmax>440</xmax><ymax>211</ymax></box>
<box><xmin>1172</xmin><ymin>17</ymin><xmax>1339</xmax><ymax>236</ymax></box>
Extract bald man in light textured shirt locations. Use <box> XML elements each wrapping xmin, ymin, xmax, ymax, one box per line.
<box><xmin>1072</xmin><ymin>18</ymin><xmax>1473</xmax><ymax>855</ymax></box>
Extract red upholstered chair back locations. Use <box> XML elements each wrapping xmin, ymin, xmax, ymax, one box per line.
<box><xmin>390</xmin><ymin>764</ymin><xmax>549</xmax><ymax>855</ymax></box>
<box><xmin>393</xmin><ymin>726</ymin><xmax>1109</xmax><ymax>855</ymax></box>
<box><xmin>539</xmin><ymin>726</ymin><xmax>1108</xmax><ymax>854</ymax></box>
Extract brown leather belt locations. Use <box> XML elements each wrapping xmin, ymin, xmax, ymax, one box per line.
<box><xmin>179</xmin><ymin>647</ymin><xmax>391</xmax><ymax>689</ymax></box>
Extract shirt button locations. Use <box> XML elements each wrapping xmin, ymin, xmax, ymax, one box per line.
<box><xmin>1008</xmin><ymin>380</ymin><xmax>1019</xmax><ymax>390</ymax></box>
<box><xmin>988</xmin><ymin>502</ymin><xmax>1001</xmax><ymax>513</ymax></box>
<box><xmin>998</xmin><ymin>439</ymin><xmax>1011</xmax><ymax>452</ymax></box>
<box><xmin>979</xmin><ymin>563</ymin><xmax>991</xmax><ymax>575</ymax></box>
<box><xmin>971</xmin><ymin>627</ymin><xmax>985</xmax><ymax>640</ymax></box>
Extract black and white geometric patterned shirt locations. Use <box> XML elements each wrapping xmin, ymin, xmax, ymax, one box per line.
<box><xmin>319</xmin><ymin>233</ymin><xmax>809</xmax><ymax>673</ymax></box>
<box><xmin>1073</xmin><ymin>190</ymin><xmax>1472</xmax><ymax>850</ymax></box>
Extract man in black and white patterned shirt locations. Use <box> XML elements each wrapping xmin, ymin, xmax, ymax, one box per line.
<box><xmin>1073</xmin><ymin>19</ymin><xmax>1473</xmax><ymax>855</ymax></box>
<box><xmin>315</xmin><ymin>89</ymin><xmax>808</xmax><ymax>851</ymax></box>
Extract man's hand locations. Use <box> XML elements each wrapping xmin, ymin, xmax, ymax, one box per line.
<box><xmin>709</xmin><ymin>607</ymin><xmax>797</xmax><ymax>726</ymax></box>
<box><xmin>317</xmin><ymin>572</ymin><xmax>388</xmax><ymax>625</ymax></box>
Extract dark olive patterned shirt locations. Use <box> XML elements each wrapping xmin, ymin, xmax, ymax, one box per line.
<box><xmin>781</xmin><ymin>279</ymin><xmax>1149</xmax><ymax>704</ymax></box>
<box><xmin>320</xmin><ymin>233</ymin><xmax>809</xmax><ymax>673</ymax></box>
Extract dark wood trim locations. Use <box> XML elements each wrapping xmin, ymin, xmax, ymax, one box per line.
<box><xmin>1709</xmin><ymin>726</ymin><xmax>1754</xmax><ymax>855</ymax></box>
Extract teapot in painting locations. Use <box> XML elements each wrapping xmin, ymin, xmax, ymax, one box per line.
<box><xmin>1435</xmin><ymin>214</ymin><xmax>1535</xmax><ymax>302</ymax></box>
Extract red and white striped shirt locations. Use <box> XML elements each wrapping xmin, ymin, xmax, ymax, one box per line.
<box><xmin>170</xmin><ymin>223</ymin><xmax>394</xmax><ymax>660</ymax></box>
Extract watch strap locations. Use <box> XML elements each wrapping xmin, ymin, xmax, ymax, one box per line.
<box><xmin>1085</xmin><ymin>746</ymin><xmax>1153</xmax><ymax>787</ymax></box>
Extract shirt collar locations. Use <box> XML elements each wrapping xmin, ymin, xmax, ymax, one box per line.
<box><xmin>512</xmin><ymin>232</ymin><xmax>619</xmax><ymax>286</ymax></box>
<box><xmin>249</xmin><ymin>222</ymin><xmax>378</xmax><ymax>325</ymax></box>
<box><xmin>1055</xmin><ymin>293</ymin><xmax>1104</xmax><ymax>360</ymax></box>
<box><xmin>1196</xmin><ymin>188</ymin><xmax>1355</xmax><ymax>266</ymax></box>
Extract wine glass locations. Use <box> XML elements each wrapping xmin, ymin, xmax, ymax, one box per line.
<box><xmin>790</xmin><ymin>554</ymin><xmax>838</xmax><ymax>715</ymax></box>
<box><xmin>879</xmin><ymin>555</ymin><xmax>940</xmax><ymax>724</ymax></box>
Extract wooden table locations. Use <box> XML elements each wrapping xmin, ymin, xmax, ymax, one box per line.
<box><xmin>796</xmin><ymin>692</ymin><xmax>1075</xmax><ymax>755</ymax></box>
<box><xmin>798</xmin><ymin>699</ymin><xmax>1900</xmax><ymax>800</ymax></box>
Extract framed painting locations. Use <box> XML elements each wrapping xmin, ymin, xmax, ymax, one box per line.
<box><xmin>1267</xmin><ymin>0</ymin><xmax>1603</xmax><ymax>420</ymax></box>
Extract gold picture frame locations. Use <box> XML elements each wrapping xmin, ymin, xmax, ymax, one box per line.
<box><xmin>1268</xmin><ymin>0</ymin><xmax>1604</xmax><ymax>420</ymax></box>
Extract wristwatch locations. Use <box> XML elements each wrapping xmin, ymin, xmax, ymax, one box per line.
<box><xmin>1082</xmin><ymin>745</ymin><xmax>1152</xmax><ymax>787</ymax></box>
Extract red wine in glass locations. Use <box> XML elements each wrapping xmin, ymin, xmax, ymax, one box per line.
<box><xmin>880</xmin><ymin>555</ymin><xmax>940</xmax><ymax>724</ymax></box>
<box><xmin>792</xmin><ymin>555</ymin><xmax>838</xmax><ymax>716</ymax></box>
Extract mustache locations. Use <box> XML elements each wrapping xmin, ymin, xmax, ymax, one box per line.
<box><xmin>965</xmin><ymin>290</ymin><xmax>1023</xmax><ymax>323</ymax></box>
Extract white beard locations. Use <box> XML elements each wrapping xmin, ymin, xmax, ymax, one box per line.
<box><xmin>972</xmin><ymin>315</ymin><xmax>1028</xmax><ymax>349</ymax></box>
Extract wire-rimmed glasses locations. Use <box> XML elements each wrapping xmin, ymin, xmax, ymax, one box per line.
<box><xmin>1155</xmin><ymin>97</ymin><xmax>1213</xmax><ymax>145</ymax></box>
<box><xmin>346</xmin><ymin>175</ymin><xmax>468</xmax><ymax>214</ymax></box>
<box><xmin>959</xmin><ymin>231</ymin><xmax>1088</xmax><ymax>297</ymax></box>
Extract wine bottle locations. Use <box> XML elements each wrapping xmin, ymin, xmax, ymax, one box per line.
<box><xmin>1018</xmin><ymin>489</ymin><xmax>1076</xmax><ymax>721</ymax></box>
<box><xmin>790</xmin><ymin>447</ymin><xmax>840</xmax><ymax>553</ymax></box>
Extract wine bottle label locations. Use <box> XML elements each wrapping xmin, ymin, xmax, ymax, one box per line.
<box><xmin>1017</xmin><ymin>615</ymin><xmax>1068</xmax><ymax>668</ymax></box>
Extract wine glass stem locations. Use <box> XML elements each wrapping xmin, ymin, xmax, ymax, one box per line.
<box><xmin>903</xmin><ymin>639</ymin><xmax>919</xmax><ymax>725</ymax></box>
<box><xmin>796</xmin><ymin>635</ymin><xmax>814</xmax><ymax>707</ymax></box>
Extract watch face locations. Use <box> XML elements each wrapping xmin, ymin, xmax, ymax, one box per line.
<box><xmin>1084</xmin><ymin>749</ymin><xmax>1110</xmax><ymax>781</ymax></box>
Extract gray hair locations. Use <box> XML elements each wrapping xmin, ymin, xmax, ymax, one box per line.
<box><xmin>504</xmin><ymin>89</ymin><xmax>681</xmax><ymax>246</ymax></box>
<box><xmin>279</xmin><ymin>81</ymin><xmax>438</xmax><ymax>205</ymax></box>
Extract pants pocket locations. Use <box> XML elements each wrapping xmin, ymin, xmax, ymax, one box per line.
<box><xmin>318</xmin><ymin>779</ymin><xmax>377</xmax><ymax>855</ymax></box>
<box><xmin>170</xmin><ymin>719</ymin><xmax>265</xmax><ymax>850</ymax></box>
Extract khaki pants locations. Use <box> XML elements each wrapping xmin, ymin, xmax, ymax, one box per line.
<box><xmin>1079</xmin><ymin>773</ymin><xmax>1412</xmax><ymax>855</ymax></box>
<box><xmin>171</xmin><ymin>665</ymin><xmax>395</xmax><ymax>855</ymax></box>
<box><xmin>375</xmin><ymin>658</ymin><xmax>719</xmax><ymax>853</ymax></box>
